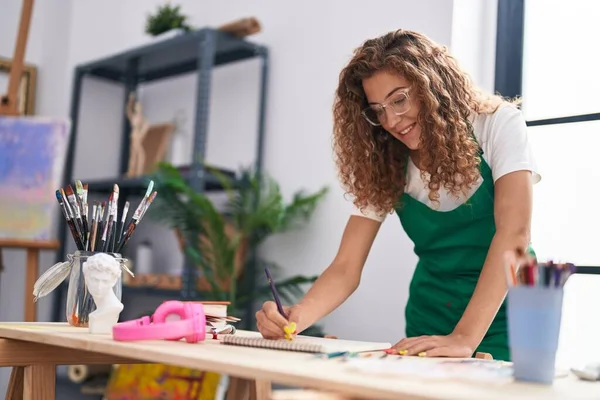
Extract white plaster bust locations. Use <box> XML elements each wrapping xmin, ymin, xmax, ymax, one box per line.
<box><xmin>82</xmin><ymin>253</ymin><xmax>124</xmax><ymax>334</ymax></box>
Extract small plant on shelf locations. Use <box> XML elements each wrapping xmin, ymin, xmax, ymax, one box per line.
<box><xmin>145</xmin><ymin>3</ymin><xmax>192</xmax><ymax>36</ymax></box>
<box><xmin>147</xmin><ymin>162</ymin><xmax>329</xmax><ymax>336</ymax></box>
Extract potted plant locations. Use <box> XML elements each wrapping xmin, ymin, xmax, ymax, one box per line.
<box><xmin>147</xmin><ymin>162</ymin><xmax>328</xmax><ymax>336</ymax></box>
<box><xmin>145</xmin><ymin>3</ymin><xmax>192</xmax><ymax>37</ymax></box>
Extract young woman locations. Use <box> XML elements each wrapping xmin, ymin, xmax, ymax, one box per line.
<box><xmin>255</xmin><ymin>29</ymin><xmax>540</xmax><ymax>361</ymax></box>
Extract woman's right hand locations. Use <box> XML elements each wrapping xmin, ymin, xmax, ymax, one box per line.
<box><xmin>255</xmin><ymin>301</ymin><xmax>303</xmax><ymax>339</ymax></box>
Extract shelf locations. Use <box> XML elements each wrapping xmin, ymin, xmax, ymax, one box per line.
<box><xmin>83</xmin><ymin>165</ymin><xmax>236</xmax><ymax>195</ymax></box>
<box><xmin>78</xmin><ymin>28</ymin><xmax>266</xmax><ymax>84</ymax></box>
<box><xmin>53</xmin><ymin>23</ymin><xmax>269</xmax><ymax>323</ymax></box>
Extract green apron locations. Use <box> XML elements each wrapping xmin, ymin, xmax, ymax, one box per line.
<box><xmin>396</xmin><ymin>146</ymin><xmax>512</xmax><ymax>361</ymax></box>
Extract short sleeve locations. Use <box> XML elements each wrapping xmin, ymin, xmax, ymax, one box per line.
<box><xmin>486</xmin><ymin>105</ymin><xmax>541</xmax><ymax>184</ymax></box>
<box><xmin>351</xmin><ymin>203</ymin><xmax>387</xmax><ymax>222</ymax></box>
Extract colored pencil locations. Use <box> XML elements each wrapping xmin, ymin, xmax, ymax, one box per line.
<box><xmin>505</xmin><ymin>255</ymin><xmax>575</xmax><ymax>288</ymax></box>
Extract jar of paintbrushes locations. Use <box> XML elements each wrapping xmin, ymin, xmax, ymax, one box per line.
<box><xmin>32</xmin><ymin>179</ymin><xmax>156</xmax><ymax>326</ymax></box>
<box><xmin>65</xmin><ymin>251</ymin><xmax>128</xmax><ymax>327</ymax></box>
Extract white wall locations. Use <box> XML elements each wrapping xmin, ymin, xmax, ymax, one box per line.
<box><xmin>451</xmin><ymin>0</ymin><xmax>498</xmax><ymax>93</ymax></box>
<box><xmin>0</xmin><ymin>0</ymin><xmax>501</xmax><ymax>395</ymax></box>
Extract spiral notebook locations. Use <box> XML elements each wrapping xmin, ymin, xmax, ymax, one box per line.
<box><xmin>221</xmin><ymin>332</ymin><xmax>391</xmax><ymax>354</ymax></box>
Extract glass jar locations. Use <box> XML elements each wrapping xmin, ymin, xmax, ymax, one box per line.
<box><xmin>65</xmin><ymin>251</ymin><xmax>127</xmax><ymax>327</ymax></box>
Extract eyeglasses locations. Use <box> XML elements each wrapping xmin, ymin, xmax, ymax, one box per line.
<box><xmin>361</xmin><ymin>89</ymin><xmax>411</xmax><ymax>127</ymax></box>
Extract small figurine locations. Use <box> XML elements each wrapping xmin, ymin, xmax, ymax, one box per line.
<box><xmin>126</xmin><ymin>92</ymin><xmax>150</xmax><ymax>177</ymax></box>
<box><xmin>82</xmin><ymin>253</ymin><xmax>124</xmax><ymax>334</ymax></box>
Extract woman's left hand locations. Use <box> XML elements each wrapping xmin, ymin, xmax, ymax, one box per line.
<box><xmin>392</xmin><ymin>333</ymin><xmax>476</xmax><ymax>358</ymax></box>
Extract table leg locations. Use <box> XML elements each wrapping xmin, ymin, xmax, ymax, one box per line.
<box><xmin>227</xmin><ymin>377</ymin><xmax>271</xmax><ymax>400</ymax></box>
<box><xmin>23</xmin><ymin>364</ymin><xmax>55</xmax><ymax>400</ymax></box>
<box><xmin>5</xmin><ymin>367</ymin><xmax>24</xmax><ymax>400</ymax></box>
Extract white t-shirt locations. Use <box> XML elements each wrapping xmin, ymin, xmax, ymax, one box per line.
<box><xmin>352</xmin><ymin>104</ymin><xmax>541</xmax><ymax>221</ymax></box>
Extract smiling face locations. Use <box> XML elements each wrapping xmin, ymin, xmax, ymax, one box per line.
<box><xmin>362</xmin><ymin>70</ymin><xmax>421</xmax><ymax>151</ymax></box>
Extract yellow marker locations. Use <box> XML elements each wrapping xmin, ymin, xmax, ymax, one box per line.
<box><xmin>398</xmin><ymin>349</ymin><xmax>407</xmax><ymax>355</ymax></box>
<box><xmin>418</xmin><ymin>352</ymin><xmax>426</xmax><ymax>357</ymax></box>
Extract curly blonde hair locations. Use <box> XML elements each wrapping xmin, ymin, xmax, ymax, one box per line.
<box><xmin>333</xmin><ymin>29</ymin><xmax>510</xmax><ymax>215</ymax></box>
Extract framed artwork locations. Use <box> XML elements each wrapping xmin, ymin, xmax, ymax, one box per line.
<box><xmin>0</xmin><ymin>56</ymin><xmax>37</xmax><ymax>115</ymax></box>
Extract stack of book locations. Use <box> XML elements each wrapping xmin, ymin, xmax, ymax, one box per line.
<box><xmin>194</xmin><ymin>301</ymin><xmax>240</xmax><ymax>332</ymax></box>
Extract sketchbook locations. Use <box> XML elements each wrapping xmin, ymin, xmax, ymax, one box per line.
<box><xmin>221</xmin><ymin>332</ymin><xmax>391</xmax><ymax>354</ymax></box>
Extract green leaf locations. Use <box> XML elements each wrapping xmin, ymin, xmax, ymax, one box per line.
<box><xmin>145</xmin><ymin>3</ymin><xmax>192</xmax><ymax>36</ymax></box>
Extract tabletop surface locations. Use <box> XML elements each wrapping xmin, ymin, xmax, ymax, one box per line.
<box><xmin>0</xmin><ymin>322</ymin><xmax>599</xmax><ymax>400</ymax></box>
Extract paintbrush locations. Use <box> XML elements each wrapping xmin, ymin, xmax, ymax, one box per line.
<box><xmin>60</xmin><ymin>187</ymin><xmax>85</xmax><ymax>248</ymax></box>
<box><xmin>117</xmin><ymin>191</ymin><xmax>156</xmax><ymax>253</ymax></box>
<box><xmin>95</xmin><ymin>201</ymin><xmax>106</xmax><ymax>251</ymax></box>
<box><xmin>107</xmin><ymin>184</ymin><xmax>119</xmax><ymax>252</ymax></box>
<box><xmin>76</xmin><ymin>181</ymin><xmax>90</xmax><ymax>249</ymax></box>
<box><xmin>55</xmin><ymin>190</ymin><xmax>85</xmax><ymax>250</ymax></box>
<box><xmin>73</xmin><ymin>181</ymin><xmax>88</xmax><ymax>248</ymax></box>
<box><xmin>99</xmin><ymin>193</ymin><xmax>112</xmax><ymax>252</ymax></box>
<box><xmin>75</xmin><ymin>180</ymin><xmax>89</xmax><ymax>247</ymax></box>
<box><xmin>89</xmin><ymin>201</ymin><xmax>98</xmax><ymax>251</ymax></box>
<box><xmin>65</xmin><ymin>185</ymin><xmax>86</xmax><ymax>241</ymax></box>
<box><xmin>139</xmin><ymin>191</ymin><xmax>157</xmax><ymax>219</ymax></box>
<box><xmin>116</xmin><ymin>200</ymin><xmax>129</xmax><ymax>253</ymax></box>
<box><xmin>116</xmin><ymin>181</ymin><xmax>154</xmax><ymax>251</ymax></box>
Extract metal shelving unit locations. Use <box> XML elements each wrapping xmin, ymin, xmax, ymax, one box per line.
<box><xmin>51</xmin><ymin>27</ymin><xmax>269</xmax><ymax>322</ymax></box>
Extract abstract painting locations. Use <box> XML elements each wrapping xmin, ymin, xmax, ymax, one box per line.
<box><xmin>105</xmin><ymin>364</ymin><xmax>220</xmax><ymax>400</ymax></box>
<box><xmin>0</xmin><ymin>116</ymin><xmax>70</xmax><ymax>240</ymax></box>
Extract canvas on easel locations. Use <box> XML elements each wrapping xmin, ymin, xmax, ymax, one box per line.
<box><xmin>0</xmin><ymin>116</ymin><xmax>70</xmax><ymax>240</ymax></box>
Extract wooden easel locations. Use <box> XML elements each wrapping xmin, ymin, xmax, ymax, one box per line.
<box><xmin>0</xmin><ymin>239</ymin><xmax>59</xmax><ymax>322</ymax></box>
<box><xmin>0</xmin><ymin>0</ymin><xmax>34</xmax><ymax>116</ymax></box>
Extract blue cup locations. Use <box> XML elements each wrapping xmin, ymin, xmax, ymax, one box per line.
<box><xmin>507</xmin><ymin>285</ymin><xmax>564</xmax><ymax>384</ymax></box>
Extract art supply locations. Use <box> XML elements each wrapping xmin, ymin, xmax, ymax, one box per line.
<box><xmin>221</xmin><ymin>332</ymin><xmax>390</xmax><ymax>354</ymax></box>
<box><xmin>56</xmin><ymin>180</ymin><xmax>155</xmax><ymax>255</ymax></box>
<box><xmin>64</xmin><ymin>251</ymin><xmax>128</xmax><ymax>327</ymax></box>
<box><xmin>103</xmin><ymin>185</ymin><xmax>119</xmax><ymax>252</ymax></box>
<box><xmin>344</xmin><ymin>357</ymin><xmax>514</xmax><ymax>384</ymax></box>
<box><xmin>265</xmin><ymin>267</ymin><xmax>286</xmax><ymax>317</ymax></box>
<box><xmin>75</xmin><ymin>180</ymin><xmax>89</xmax><ymax>248</ymax></box>
<box><xmin>116</xmin><ymin>183</ymin><xmax>155</xmax><ymax>253</ymax></box>
<box><xmin>504</xmin><ymin>255</ymin><xmax>575</xmax><ymax>289</ymax></box>
<box><xmin>89</xmin><ymin>202</ymin><xmax>98</xmax><ymax>251</ymax></box>
<box><xmin>55</xmin><ymin>190</ymin><xmax>84</xmax><ymax>250</ymax></box>
<box><xmin>504</xmin><ymin>254</ymin><xmax>574</xmax><ymax>384</ymax></box>
<box><xmin>265</xmin><ymin>267</ymin><xmax>296</xmax><ymax>340</ymax></box>
<box><xmin>65</xmin><ymin>185</ymin><xmax>86</xmax><ymax>245</ymax></box>
<box><xmin>115</xmin><ymin>201</ymin><xmax>129</xmax><ymax>250</ymax></box>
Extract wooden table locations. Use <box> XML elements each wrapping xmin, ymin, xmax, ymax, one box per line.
<box><xmin>1</xmin><ymin>322</ymin><xmax>599</xmax><ymax>400</ymax></box>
